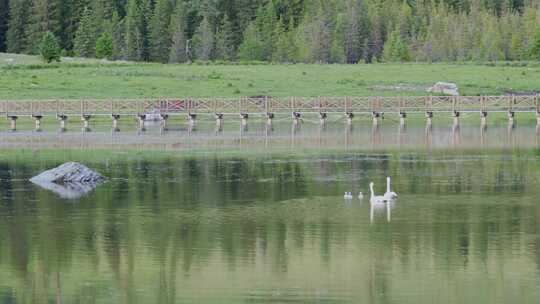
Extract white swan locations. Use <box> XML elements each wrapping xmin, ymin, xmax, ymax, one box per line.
<box><xmin>384</xmin><ymin>177</ymin><xmax>398</xmax><ymax>200</ymax></box>
<box><xmin>358</xmin><ymin>192</ymin><xmax>364</xmax><ymax>200</ymax></box>
<box><xmin>369</xmin><ymin>182</ymin><xmax>388</xmax><ymax>204</ymax></box>
<box><xmin>344</xmin><ymin>192</ymin><xmax>353</xmax><ymax>199</ymax></box>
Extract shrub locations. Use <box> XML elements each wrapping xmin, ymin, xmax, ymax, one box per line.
<box><xmin>39</xmin><ymin>32</ymin><xmax>61</xmax><ymax>63</ymax></box>
<box><xmin>529</xmin><ymin>28</ymin><xmax>540</xmax><ymax>60</ymax></box>
<box><xmin>96</xmin><ymin>32</ymin><xmax>114</xmax><ymax>60</ymax></box>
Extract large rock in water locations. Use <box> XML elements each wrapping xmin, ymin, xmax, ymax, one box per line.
<box><xmin>427</xmin><ymin>82</ymin><xmax>460</xmax><ymax>96</ymax></box>
<box><xmin>30</xmin><ymin>162</ymin><xmax>105</xmax><ymax>199</ymax></box>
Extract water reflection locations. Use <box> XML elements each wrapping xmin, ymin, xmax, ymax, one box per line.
<box><xmin>1</xmin><ymin>121</ymin><xmax>540</xmax><ymax>152</ymax></box>
<box><xmin>0</xmin><ymin>132</ymin><xmax>540</xmax><ymax>303</ymax></box>
<box><xmin>369</xmin><ymin>201</ymin><xmax>394</xmax><ymax>224</ymax></box>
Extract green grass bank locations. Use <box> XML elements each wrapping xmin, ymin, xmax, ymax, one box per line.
<box><xmin>1</xmin><ymin>53</ymin><xmax>540</xmax><ymax>99</ymax></box>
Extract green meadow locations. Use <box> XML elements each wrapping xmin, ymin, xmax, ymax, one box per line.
<box><xmin>1</xmin><ymin>53</ymin><xmax>540</xmax><ymax>99</ymax></box>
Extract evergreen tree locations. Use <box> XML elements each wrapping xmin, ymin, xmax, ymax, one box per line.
<box><xmin>272</xmin><ymin>18</ymin><xmax>298</xmax><ymax>63</ymax></box>
<box><xmin>95</xmin><ymin>31</ymin><xmax>113</xmax><ymax>59</ymax></box>
<box><xmin>529</xmin><ymin>27</ymin><xmax>540</xmax><ymax>60</ymax></box>
<box><xmin>111</xmin><ymin>11</ymin><xmax>126</xmax><ymax>59</ymax></box>
<box><xmin>73</xmin><ymin>7</ymin><xmax>97</xmax><ymax>57</ymax></box>
<box><xmin>92</xmin><ymin>0</ymin><xmax>115</xmax><ymax>33</ymax></box>
<box><xmin>238</xmin><ymin>21</ymin><xmax>264</xmax><ymax>61</ymax></box>
<box><xmin>366</xmin><ymin>13</ymin><xmax>384</xmax><ymax>62</ymax></box>
<box><xmin>0</xmin><ymin>0</ymin><xmax>539</xmax><ymax>64</ymax></box>
<box><xmin>149</xmin><ymin>0</ymin><xmax>172</xmax><ymax>63</ymax></box>
<box><xmin>56</xmin><ymin>0</ymin><xmax>81</xmax><ymax>51</ymax></box>
<box><xmin>398</xmin><ymin>1</ymin><xmax>413</xmax><ymax>40</ymax></box>
<box><xmin>384</xmin><ymin>28</ymin><xmax>410</xmax><ymax>62</ymax></box>
<box><xmin>26</xmin><ymin>0</ymin><xmax>62</xmax><ymax>54</ymax></box>
<box><xmin>343</xmin><ymin>0</ymin><xmax>369</xmax><ymax>63</ymax></box>
<box><xmin>0</xmin><ymin>0</ymin><xmax>9</xmax><ymax>52</ymax></box>
<box><xmin>125</xmin><ymin>0</ymin><xmax>150</xmax><ymax>61</ymax></box>
<box><xmin>256</xmin><ymin>2</ymin><xmax>278</xmax><ymax>61</ymax></box>
<box><xmin>481</xmin><ymin>15</ymin><xmax>504</xmax><ymax>61</ymax></box>
<box><xmin>168</xmin><ymin>1</ymin><xmax>189</xmax><ymax>63</ymax></box>
<box><xmin>39</xmin><ymin>31</ymin><xmax>61</xmax><ymax>63</ymax></box>
<box><xmin>304</xmin><ymin>1</ymin><xmax>333</xmax><ymax>63</ymax></box>
<box><xmin>215</xmin><ymin>14</ymin><xmax>235</xmax><ymax>60</ymax></box>
<box><xmin>6</xmin><ymin>0</ymin><xmax>29</xmax><ymax>53</ymax></box>
<box><xmin>192</xmin><ymin>15</ymin><xmax>214</xmax><ymax>60</ymax></box>
<box><xmin>235</xmin><ymin>0</ymin><xmax>265</xmax><ymax>31</ymax></box>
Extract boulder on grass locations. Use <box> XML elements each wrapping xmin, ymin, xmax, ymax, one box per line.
<box><xmin>30</xmin><ymin>162</ymin><xmax>105</xmax><ymax>199</ymax></box>
<box><xmin>427</xmin><ymin>82</ymin><xmax>460</xmax><ymax>96</ymax></box>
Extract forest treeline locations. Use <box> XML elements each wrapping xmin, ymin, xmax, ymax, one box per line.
<box><xmin>1</xmin><ymin>0</ymin><xmax>540</xmax><ymax>63</ymax></box>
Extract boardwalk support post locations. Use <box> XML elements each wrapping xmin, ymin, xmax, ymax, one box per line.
<box><xmin>372</xmin><ymin>112</ymin><xmax>380</xmax><ymax>126</ymax></box>
<box><xmin>266</xmin><ymin>113</ymin><xmax>274</xmax><ymax>126</ymax></box>
<box><xmin>188</xmin><ymin>113</ymin><xmax>197</xmax><ymax>126</ymax></box>
<box><xmin>137</xmin><ymin>114</ymin><xmax>146</xmax><ymax>131</ymax></box>
<box><xmin>57</xmin><ymin>115</ymin><xmax>68</xmax><ymax>131</ymax></box>
<box><xmin>480</xmin><ymin>111</ymin><xmax>488</xmax><ymax>128</ymax></box>
<box><xmin>112</xmin><ymin>114</ymin><xmax>120</xmax><ymax>132</ymax></box>
<box><xmin>33</xmin><ymin>115</ymin><xmax>43</xmax><ymax>131</ymax></box>
<box><xmin>345</xmin><ymin>112</ymin><xmax>354</xmax><ymax>125</ymax></box>
<box><xmin>452</xmin><ymin>111</ymin><xmax>460</xmax><ymax>127</ymax></box>
<box><xmin>425</xmin><ymin>111</ymin><xmax>433</xmax><ymax>127</ymax></box>
<box><xmin>319</xmin><ymin>112</ymin><xmax>328</xmax><ymax>125</ymax></box>
<box><xmin>399</xmin><ymin>112</ymin><xmax>407</xmax><ymax>127</ymax></box>
<box><xmin>81</xmin><ymin>115</ymin><xmax>91</xmax><ymax>131</ymax></box>
<box><xmin>292</xmin><ymin>112</ymin><xmax>301</xmax><ymax>125</ymax></box>
<box><xmin>240</xmin><ymin>113</ymin><xmax>249</xmax><ymax>127</ymax></box>
<box><xmin>8</xmin><ymin>116</ymin><xmax>17</xmax><ymax>131</ymax></box>
<box><xmin>215</xmin><ymin>113</ymin><xmax>224</xmax><ymax>127</ymax></box>
<box><xmin>160</xmin><ymin>114</ymin><xmax>169</xmax><ymax>130</ymax></box>
<box><xmin>507</xmin><ymin>111</ymin><xmax>515</xmax><ymax>128</ymax></box>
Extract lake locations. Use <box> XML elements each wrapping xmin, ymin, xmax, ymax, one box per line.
<box><xmin>0</xmin><ymin>122</ymin><xmax>539</xmax><ymax>303</ymax></box>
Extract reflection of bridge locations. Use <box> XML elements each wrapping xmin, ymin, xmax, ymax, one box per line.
<box><xmin>1</xmin><ymin>124</ymin><xmax>538</xmax><ymax>152</ymax></box>
<box><xmin>1</xmin><ymin>96</ymin><xmax>539</xmax><ymax>130</ymax></box>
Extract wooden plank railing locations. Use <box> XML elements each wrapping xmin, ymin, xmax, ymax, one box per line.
<box><xmin>1</xmin><ymin>95</ymin><xmax>538</xmax><ymax>116</ymax></box>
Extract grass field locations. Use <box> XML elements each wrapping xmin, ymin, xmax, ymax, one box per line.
<box><xmin>1</xmin><ymin>53</ymin><xmax>540</xmax><ymax>99</ymax></box>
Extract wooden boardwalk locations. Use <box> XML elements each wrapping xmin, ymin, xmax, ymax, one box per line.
<box><xmin>1</xmin><ymin>96</ymin><xmax>539</xmax><ymax>117</ymax></box>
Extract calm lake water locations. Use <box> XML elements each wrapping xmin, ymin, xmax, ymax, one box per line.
<box><xmin>0</xmin><ymin>122</ymin><xmax>539</xmax><ymax>303</ymax></box>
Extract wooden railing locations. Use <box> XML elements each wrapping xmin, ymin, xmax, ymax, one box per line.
<box><xmin>1</xmin><ymin>96</ymin><xmax>538</xmax><ymax>116</ymax></box>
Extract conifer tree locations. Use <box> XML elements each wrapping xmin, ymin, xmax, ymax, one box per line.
<box><xmin>168</xmin><ymin>1</ymin><xmax>189</xmax><ymax>63</ymax></box>
<box><xmin>366</xmin><ymin>13</ymin><xmax>384</xmax><ymax>62</ymax></box>
<box><xmin>92</xmin><ymin>0</ymin><xmax>115</xmax><ymax>33</ymax></box>
<box><xmin>111</xmin><ymin>11</ymin><xmax>126</xmax><ymax>59</ymax></box>
<box><xmin>73</xmin><ymin>7</ymin><xmax>97</xmax><ymax>57</ymax></box>
<box><xmin>256</xmin><ymin>2</ymin><xmax>278</xmax><ymax>61</ymax></box>
<box><xmin>192</xmin><ymin>15</ymin><xmax>214</xmax><ymax>60</ymax></box>
<box><xmin>0</xmin><ymin>0</ymin><xmax>539</xmax><ymax>64</ymax></box>
<box><xmin>26</xmin><ymin>0</ymin><xmax>62</xmax><ymax>54</ymax></box>
<box><xmin>343</xmin><ymin>0</ymin><xmax>369</xmax><ymax>63</ymax></box>
<box><xmin>272</xmin><ymin>18</ymin><xmax>298</xmax><ymax>63</ymax></box>
<box><xmin>56</xmin><ymin>0</ymin><xmax>80</xmax><ymax>51</ymax></box>
<box><xmin>529</xmin><ymin>27</ymin><xmax>540</xmax><ymax>60</ymax></box>
<box><xmin>215</xmin><ymin>14</ymin><xmax>235</xmax><ymax>60</ymax></box>
<box><xmin>238</xmin><ymin>21</ymin><xmax>264</xmax><ymax>61</ymax></box>
<box><xmin>6</xmin><ymin>0</ymin><xmax>29</xmax><ymax>53</ymax></box>
<box><xmin>39</xmin><ymin>31</ymin><xmax>61</xmax><ymax>62</ymax></box>
<box><xmin>384</xmin><ymin>28</ymin><xmax>410</xmax><ymax>62</ymax></box>
<box><xmin>149</xmin><ymin>0</ymin><xmax>172</xmax><ymax>63</ymax></box>
<box><xmin>0</xmin><ymin>0</ymin><xmax>9</xmax><ymax>52</ymax></box>
<box><xmin>125</xmin><ymin>0</ymin><xmax>150</xmax><ymax>61</ymax></box>
<box><xmin>304</xmin><ymin>2</ymin><xmax>333</xmax><ymax>63</ymax></box>
<box><xmin>95</xmin><ymin>31</ymin><xmax>113</xmax><ymax>59</ymax></box>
